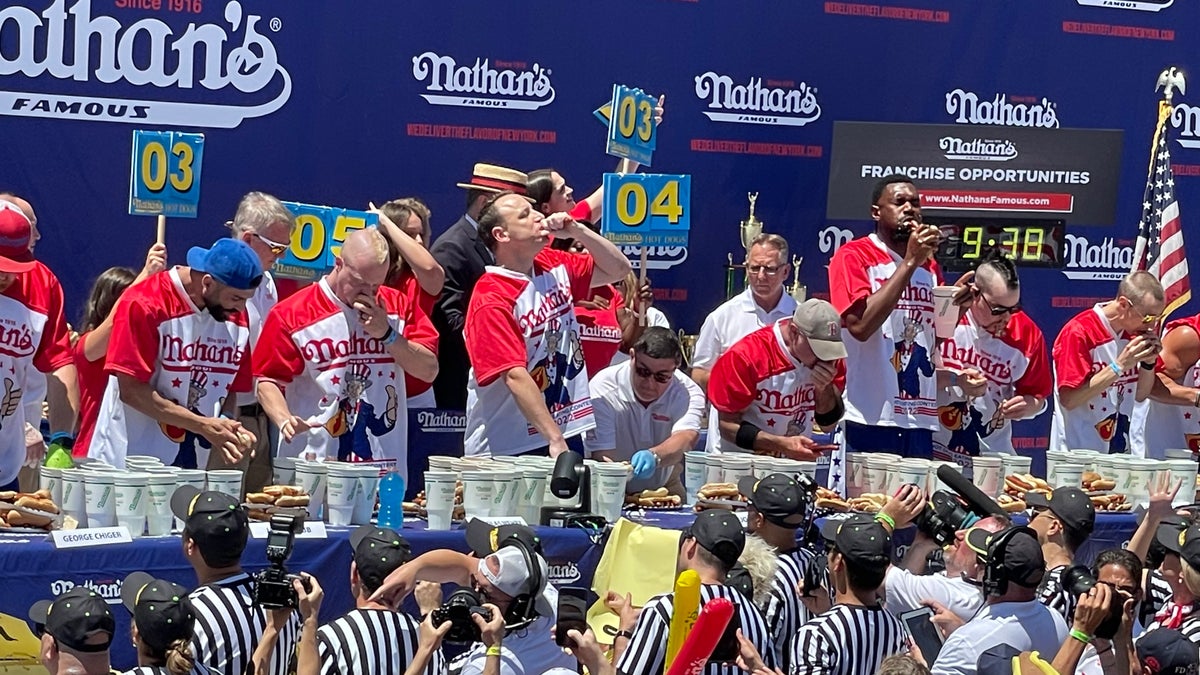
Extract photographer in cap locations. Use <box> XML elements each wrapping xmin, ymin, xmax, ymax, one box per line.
<box><xmin>170</xmin><ymin>485</ymin><xmax>298</xmax><ymax>675</ymax></box>
<box><xmin>1047</xmin><ymin>549</ymin><xmax>1139</xmax><ymax>675</ymax></box>
<box><xmin>119</xmin><ymin>572</ymin><xmax>199</xmax><ymax>675</ymax></box>
<box><xmin>1026</xmin><ymin>486</ymin><xmax>1097</xmax><ymax>623</ymax></box>
<box><xmin>28</xmin><ymin>587</ymin><xmax>115</xmax><ymax>675</ymax></box>
<box><xmin>371</xmin><ymin>520</ymin><xmax>568</xmax><ymax>675</ymax></box>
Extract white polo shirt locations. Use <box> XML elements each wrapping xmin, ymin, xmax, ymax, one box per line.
<box><xmin>931</xmin><ymin>601</ymin><xmax>1068</xmax><ymax>675</ymax></box>
<box><xmin>883</xmin><ymin>566</ymin><xmax>984</xmax><ymax>623</ymax></box>
<box><xmin>583</xmin><ymin>361</ymin><xmax>705</xmax><ymax>492</ymax></box>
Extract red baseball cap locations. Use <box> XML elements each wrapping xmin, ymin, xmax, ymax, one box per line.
<box><xmin>0</xmin><ymin>202</ymin><xmax>35</xmax><ymax>274</ymax></box>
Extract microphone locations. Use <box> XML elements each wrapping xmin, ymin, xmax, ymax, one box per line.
<box><xmin>935</xmin><ymin>464</ymin><xmax>1006</xmax><ymax>519</ymax></box>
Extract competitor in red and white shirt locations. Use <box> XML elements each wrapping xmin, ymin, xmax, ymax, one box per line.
<box><xmin>0</xmin><ymin>202</ymin><xmax>76</xmax><ymax>490</ymax></box>
<box><xmin>90</xmin><ymin>239</ymin><xmax>263</xmax><ymax>469</ymax></box>
<box><xmin>1132</xmin><ymin>313</ymin><xmax>1200</xmax><ymax>457</ymax></box>
<box><xmin>255</xmin><ymin>228</ymin><xmax>438</xmax><ymax>482</ymax></box>
<box><xmin>934</xmin><ymin>256</ymin><xmax>1051</xmax><ymax>469</ymax></box>
<box><xmin>828</xmin><ymin>174</ymin><xmax>951</xmax><ymax>459</ymax></box>
<box><xmin>708</xmin><ymin>299</ymin><xmax>847</xmax><ymax>459</ymax></box>
<box><xmin>464</xmin><ymin>191</ymin><xmax>632</xmax><ymax>458</ymax></box>
<box><xmin>1051</xmin><ymin>271</ymin><xmax>1163</xmax><ymax>454</ymax></box>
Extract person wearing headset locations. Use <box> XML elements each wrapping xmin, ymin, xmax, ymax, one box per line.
<box><xmin>369</xmin><ymin>520</ymin><xmax>575</xmax><ymax>675</ymax></box>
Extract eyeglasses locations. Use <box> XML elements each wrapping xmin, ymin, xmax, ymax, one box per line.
<box><xmin>634</xmin><ymin>360</ymin><xmax>675</xmax><ymax>384</ymax></box>
<box><xmin>254</xmin><ymin>232</ymin><xmax>289</xmax><ymax>255</ymax></box>
<box><xmin>979</xmin><ymin>293</ymin><xmax>1021</xmax><ymax>316</ymax></box>
<box><xmin>1121</xmin><ymin>297</ymin><xmax>1165</xmax><ymax>324</ymax></box>
<box><xmin>746</xmin><ymin>264</ymin><xmax>785</xmax><ymax>277</ymax></box>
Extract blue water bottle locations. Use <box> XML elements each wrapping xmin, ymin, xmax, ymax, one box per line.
<box><xmin>376</xmin><ymin>469</ymin><xmax>405</xmax><ymax>529</ymax></box>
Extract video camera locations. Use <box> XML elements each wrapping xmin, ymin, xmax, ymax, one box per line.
<box><xmin>1063</xmin><ymin>565</ymin><xmax>1124</xmax><ymax>640</ymax></box>
<box><xmin>253</xmin><ymin>513</ymin><xmax>310</xmax><ymax>609</ymax></box>
<box><xmin>430</xmin><ymin>588</ymin><xmax>494</xmax><ymax>645</ymax></box>
<box><xmin>915</xmin><ymin>465</ymin><xmax>1007</xmax><ymax>547</ymax></box>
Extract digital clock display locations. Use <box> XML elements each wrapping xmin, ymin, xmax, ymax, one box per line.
<box><xmin>927</xmin><ymin>217</ymin><xmax>1066</xmax><ymax>272</ymax></box>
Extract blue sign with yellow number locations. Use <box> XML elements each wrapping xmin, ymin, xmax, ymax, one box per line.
<box><xmin>601</xmin><ymin>173</ymin><xmax>690</xmax><ymax>248</ymax></box>
<box><xmin>273</xmin><ymin>202</ymin><xmax>379</xmax><ymax>281</ymax></box>
<box><xmin>605</xmin><ymin>85</ymin><xmax>657</xmax><ymax>167</ymax></box>
<box><xmin>128</xmin><ymin>130</ymin><xmax>204</xmax><ymax>217</ymax></box>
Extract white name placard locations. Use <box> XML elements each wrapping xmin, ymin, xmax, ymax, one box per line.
<box><xmin>249</xmin><ymin>521</ymin><xmax>328</xmax><ymax>540</ymax></box>
<box><xmin>52</xmin><ymin>527</ymin><xmax>133</xmax><ymax>549</ymax></box>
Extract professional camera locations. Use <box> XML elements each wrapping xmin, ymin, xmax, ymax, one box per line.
<box><xmin>253</xmin><ymin>513</ymin><xmax>308</xmax><ymax>609</ymax></box>
<box><xmin>430</xmin><ymin>588</ymin><xmax>494</xmax><ymax>645</ymax></box>
<box><xmin>915</xmin><ymin>490</ymin><xmax>980</xmax><ymax>547</ymax></box>
<box><xmin>801</xmin><ymin>554</ymin><xmax>828</xmax><ymax>598</ymax></box>
<box><xmin>1063</xmin><ymin>565</ymin><xmax>1124</xmax><ymax>639</ymax></box>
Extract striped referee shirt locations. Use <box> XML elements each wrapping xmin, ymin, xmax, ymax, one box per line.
<box><xmin>317</xmin><ymin>608</ymin><xmax>444</xmax><ymax>675</ymax></box>
<box><xmin>1037</xmin><ymin>564</ymin><xmax>1076</xmax><ymax>623</ymax></box>
<box><xmin>189</xmin><ymin>572</ymin><xmax>300</xmax><ymax>675</ymax></box>
<box><xmin>760</xmin><ymin>547</ymin><xmax>815</xmax><ymax>670</ymax></box>
<box><xmin>121</xmin><ymin>666</ymin><xmax>216</xmax><ymax>675</ymax></box>
<box><xmin>787</xmin><ymin>604</ymin><xmax>909</xmax><ymax>675</ymax></box>
<box><xmin>1140</xmin><ymin>569</ymin><xmax>1173</xmax><ymax>627</ymax></box>
<box><xmin>617</xmin><ymin>583</ymin><xmax>776</xmax><ymax>675</ymax></box>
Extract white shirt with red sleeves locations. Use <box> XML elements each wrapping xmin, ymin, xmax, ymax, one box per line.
<box><xmin>828</xmin><ymin>233</ymin><xmax>943</xmax><ymax>431</ymax></box>
<box><xmin>1132</xmin><ymin>314</ymin><xmax>1200</xmax><ymax>458</ymax></box>
<box><xmin>934</xmin><ymin>310</ymin><xmax>1052</xmax><ymax>465</ymax></box>
<box><xmin>707</xmin><ymin>320</ymin><xmax>845</xmax><ymax>454</ymax></box>
<box><xmin>254</xmin><ymin>278</ymin><xmax>437</xmax><ymax>482</ymax></box>
<box><xmin>1050</xmin><ymin>304</ymin><xmax>1137</xmax><ymax>453</ymax></box>
<box><xmin>235</xmin><ymin>270</ymin><xmax>277</xmax><ymax>408</ymax></box>
<box><xmin>0</xmin><ymin>261</ymin><xmax>72</xmax><ymax>485</ymax></box>
<box><xmin>464</xmin><ymin>248</ymin><xmax>596</xmax><ymax>457</ymax></box>
<box><xmin>89</xmin><ymin>268</ymin><xmax>253</xmax><ymax>468</ymax></box>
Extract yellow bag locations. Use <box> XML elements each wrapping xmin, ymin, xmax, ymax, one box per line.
<box><xmin>586</xmin><ymin>517</ymin><xmax>684</xmax><ymax>642</ymax></box>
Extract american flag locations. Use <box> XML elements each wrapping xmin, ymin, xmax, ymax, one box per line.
<box><xmin>1132</xmin><ymin>100</ymin><xmax>1190</xmax><ymax>316</ymax></box>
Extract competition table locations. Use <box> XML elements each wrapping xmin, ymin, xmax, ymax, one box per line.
<box><xmin>0</xmin><ymin>510</ymin><xmax>1138</xmax><ymax>670</ymax></box>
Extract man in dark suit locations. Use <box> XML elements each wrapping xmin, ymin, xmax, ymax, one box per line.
<box><xmin>429</xmin><ymin>164</ymin><xmax>533</xmax><ymax>409</ymax></box>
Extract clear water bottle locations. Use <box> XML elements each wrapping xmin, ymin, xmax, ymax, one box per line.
<box><xmin>376</xmin><ymin>470</ymin><xmax>405</xmax><ymax>529</ymax></box>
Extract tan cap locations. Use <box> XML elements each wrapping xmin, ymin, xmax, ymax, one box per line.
<box><xmin>455</xmin><ymin>163</ymin><xmax>535</xmax><ymax>203</ymax></box>
<box><xmin>792</xmin><ymin>298</ymin><xmax>846</xmax><ymax>361</ymax></box>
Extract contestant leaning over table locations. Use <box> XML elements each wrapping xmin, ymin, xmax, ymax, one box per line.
<box><xmin>933</xmin><ymin>253</ymin><xmax>1051</xmax><ymax>469</ymax></box>
<box><xmin>1050</xmin><ymin>270</ymin><xmax>1163</xmax><ymax>454</ymax></box>
<box><xmin>1027</xmin><ymin>486</ymin><xmax>1097</xmax><ymax>624</ymax></box>
<box><xmin>706</xmin><ymin>298</ymin><xmax>846</xmax><ymax>459</ymax></box>
<box><xmin>27</xmin><ymin>586</ymin><xmax>116</xmax><ymax>675</ymax></box>
<box><xmin>118</xmin><ymin>572</ymin><xmax>202</xmax><ymax>675</ymax></box>
<box><xmin>582</xmin><ymin>327</ymin><xmax>704</xmax><ymax>496</ymax></box>
<box><xmin>88</xmin><ymin>238</ymin><xmax>260</xmax><ymax>469</ymax></box>
<box><xmin>254</xmin><ymin>228</ymin><xmax>437</xmax><ymax>476</ymax></box>
<box><xmin>374</xmin><ymin>197</ymin><xmax>444</xmax><ymax>409</ymax></box>
<box><xmin>220</xmin><ymin>192</ymin><xmax>296</xmax><ymax>491</ymax></box>
<box><xmin>1131</xmin><ymin>303</ymin><xmax>1200</xmax><ymax>457</ymax></box>
<box><xmin>462</xmin><ymin>191</ymin><xmax>630</xmax><ymax>458</ymax></box>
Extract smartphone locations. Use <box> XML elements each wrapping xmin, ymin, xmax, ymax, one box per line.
<box><xmin>900</xmin><ymin>607</ymin><xmax>944</xmax><ymax>663</ymax></box>
<box><xmin>556</xmin><ymin>587</ymin><xmax>590</xmax><ymax>647</ymax></box>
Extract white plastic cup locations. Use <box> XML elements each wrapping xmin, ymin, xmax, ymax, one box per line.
<box><xmin>492</xmin><ymin>470</ymin><xmax>521</xmax><ymax>517</ymax></box>
<box><xmin>705</xmin><ymin>455</ymin><xmax>726</xmax><ymax>486</ymax></box>
<box><xmin>61</xmin><ymin>468</ymin><xmax>87</xmax><ymax>528</ymax></box>
<box><xmin>325</xmin><ymin>463</ymin><xmax>361</xmax><ymax>526</ymax></box>
<box><xmin>173</xmin><ymin>469</ymin><xmax>207</xmax><ymax>531</ymax></box>
<box><xmin>145</xmin><ymin>473</ymin><xmax>178</xmax><ymax>536</ymax></box>
<box><xmin>112</xmin><ymin>472</ymin><xmax>150</xmax><ymax>537</ymax></box>
<box><xmin>461</xmin><ymin>470</ymin><xmax>495</xmax><ymax>520</ymax></box>
<box><xmin>428</xmin><ymin>456</ymin><xmax>456</xmax><ymax>471</ymax></box>
<box><xmin>1165</xmin><ymin>459</ymin><xmax>1199</xmax><ymax>507</ymax></box>
<box><xmin>864</xmin><ymin>454</ymin><xmax>900</xmax><ymax>494</ymax></box>
<box><xmin>424</xmin><ymin>471</ymin><xmax>459</xmax><ymax>531</ymax></box>
<box><xmin>1067</xmin><ymin>449</ymin><xmax>1101</xmax><ymax>473</ymax></box>
<box><xmin>720</xmin><ymin>455</ymin><xmax>753</xmax><ymax>484</ymax></box>
<box><xmin>1000</xmin><ymin>454</ymin><xmax>1033</xmax><ymax>479</ymax></box>
<box><xmin>926</xmin><ymin>461</ymin><xmax>958</xmax><ymax>494</ymax></box>
<box><xmin>293</xmin><ymin>462</ymin><xmax>328</xmax><ymax>518</ymax></box>
<box><xmin>932</xmin><ymin>286</ymin><xmax>960</xmax><ymax>339</ymax></box>
<box><xmin>591</xmin><ymin>463</ymin><xmax>631</xmax><ymax>523</ymax></box>
<box><xmin>1054</xmin><ymin>462</ymin><xmax>1087</xmax><ymax>491</ymax></box>
<box><xmin>684</xmin><ymin>452</ymin><xmax>708</xmax><ymax>504</ymax></box>
<box><xmin>206</xmin><ymin>470</ymin><xmax>244</xmax><ymax>502</ymax></box>
<box><xmin>273</xmin><ymin>457</ymin><xmax>297</xmax><ymax>486</ymax></box>
<box><xmin>846</xmin><ymin>453</ymin><xmax>867</xmax><ymax>498</ymax></box>
<box><xmin>751</xmin><ymin>456</ymin><xmax>772</xmax><ymax>480</ymax></box>
<box><xmin>888</xmin><ymin>460</ymin><xmax>929</xmax><ymax>495</ymax></box>
<box><xmin>519</xmin><ymin>467</ymin><xmax>548</xmax><ymax>524</ymax></box>
<box><xmin>972</xmin><ymin>456</ymin><xmax>1003</xmax><ymax>498</ymax></box>
<box><xmin>353</xmin><ymin>465</ymin><xmax>381</xmax><ymax>525</ymax></box>
<box><xmin>83</xmin><ymin>471</ymin><xmax>117</xmax><ymax>528</ymax></box>
<box><xmin>39</xmin><ymin>466</ymin><xmax>63</xmax><ymax>506</ymax></box>
<box><xmin>1044</xmin><ymin>450</ymin><xmax>1070</xmax><ymax>482</ymax></box>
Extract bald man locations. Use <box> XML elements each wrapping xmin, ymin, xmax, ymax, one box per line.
<box><xmin>255</xmin><ymin>228</ymin><xmax>438</xmax><ymax>480</ymax></box>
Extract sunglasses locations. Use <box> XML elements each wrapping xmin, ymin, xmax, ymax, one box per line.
<box><xmin>746</xmin><ymin>264</ymin><xmax>785</xmax><ymax>277</ymax></box>
<box><xmin>978</xmin><ymin>292</ymin><xmax>1020</xmax><ymax>316</ymax></box>
<box><xmin>254</xmin><ymin>232</ymin><xmax>289</xmax><ymax>255</ymax></box>
<box><xmin>634</xmin><ymin>360</ymin><xmax>675</xmax><ymax>384</ymax></box>
<box><xmin>1120</xmin><ymin>297</ymin><xmax>1165</xmax><ymax>325</ymax></box>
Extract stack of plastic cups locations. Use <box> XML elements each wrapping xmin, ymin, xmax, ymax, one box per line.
<box><xmin>721</xmin><ymin>455</ymin><xmax>753</xmax><ymax>484</ymax></box>
<box><xmin>1044</xmin><ymin>450</ymin><xmax>1071</xmax><ymax>483</ymax></box>
<box><xmin>428</xmin><ymin>456</ymin><xmax>456</xmax><ymax>472</ymax></box>
<box><xmin>887</xmin><ymin>459</ymin><xmax>929</xmax><ymax>495</ymax></box>
<box><xmin>798</xmin><ymin>461</ymin><xmax>818</xmax><ymax>482</ymax></box>
<box><xmin>926</xmin><ymin>461</ymin><xmax>958</xmax><ymax>495</ymax></box>
<box><xmin>864</xmin><ymin>454</ymin><xmax>899</xmax><ymax>495</ymax></box>
<box><xmin>424</xmin><ymin>470</ymin><xmax>458</xmax><ymax>530</ymax></box>
<box><xmin>144</xmin><ymin>469</ymin><xmax>178</xmax><ymax>536</ymax></box>
<box><xmin>39</xmin><ymin>466</ymin><xmax>63</xmax><ymax>506</ymax></box>
<box><xmin>60</xmin><ymin>468</ymin><xmax>87</xmax><ymax>527</ymax></box>
<box><xmin>1000</xmin><ymin>454</ymin><xmax>1034</xmax><ymax>479</ymax></box>
<box><xmin>751</xmin><ymin>456</ymin><xmax>771</xmax><ymax>479</ymax></box>
<box><xmin>1067</xmin><ymin>449</ymin><xmax>1101</xmax><ymax>473</ymax></box>
<box><xmin>83</xmin><ymin>469</ymin><xmax>117</xmax><ymax>528</ymax></box>
<box><xmin>1165</xmin><ymin>449</ymin><xmax>1199</xmax><ymax>506</ymax></box>
<box><xmin>591</xmin><ymin>462</ymin><xmax>631</xmax><ymax>523</ymax></box>
<box><xmin>125</xmin><ymin>456</ymin><xmax>163</xmax><ymax>472</ymax></box>
<box><xmin>1091</xmin><ymin>455</ymin><xmax>1118</xmax><ymax>482</ymax></box>
<box><xmin>1055</xmin><ymin>462</ymin><xmax>1087</xmax><ymax>490</ymax></box>
<box><xmin>325</xmin><ymin>463</ymin><xmax>361</xmax><ymax>526</ymax></box>
<box><xmin>846</xmin><ymin>454</ymin><xmax>867</xmax><ymax>498</ymax></box>
<box><xmin>461</xmin><ymin>469</ymin><xmax>494</xmax><ymax>519</ymax></box>
<box><xmin>972</xmin><ymin>456</ymin><xmax>1003</xmax><ymax>498</ymax></box>
<box><xmin>293</xmin><ymin>461</ymin><xmax>328</xmax><ymax>519</ymax></box>
<box><xmin>352</xmin><ymin>465</ymin><xmax>381</xmax><ymax>525</ymax></box>
<box><xmin>684</xmin><ymin>452</ymin><xmax>707</xmax><ymax>505</ymax></box>
<box><xmin>112</xmin><ymin>472</ymin><xmax>150</xmax><ymax>538</ymax></box>
<box><xmin>206</xmin><ymin>470</ymin><xmax>244</xmax><ymax>502</ymax></box>
<box><xmin>273</xmin><ymin>457</ymin><xmax>297</xmax><ymax>486</ymax></box>
<box><xmin>493</xmin><ymin>469</ymin><xmax>521</xmax><ymax>517</ymax></box>
<box><xmin>173</xmin><ymin>469</ymin><xmax>207</xmax><ymax>531</ymax></box>
<box><xmin>518</xmin><ymin>466</ymin><xmax>548</xmax><ymax>524</ymax></box>
<box><xmin>704</xmin><ymin>455</ymin><xmax>726</xmax><ymax>486</ymax></box>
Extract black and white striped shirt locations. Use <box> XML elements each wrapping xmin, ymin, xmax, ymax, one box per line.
<box><xmin>617</xmin><ymin>583</ymin><xmax>776</xmax><ymax>675</ymax></box>
<box><xmin>787</xmin><ymin>604</ymin><xmax>909</xmax><ymax>675</ymax></box>
<box><xmin>1140</xmin><ymin>569</ymin><xmax>1174</xmax><ymax>627</ymax></box>
<box><xmin>1037</xmin><ymin>564</ymin><xmax>1076</xmax><ymax>623</ymax></box>
<box><xmin>121</xmin><ymin>667</ymin><xmax>216</xmax><ymax>675</ymax></box>
<box><xmin>317</xmin><ymin>608</ymin><xmax>444</xmax><ymax>675</ymax></box>
<box><xmin>760</xmin><ymin>547</ymin><xmax>816</xmax><ymax>670</ymax></box>
<box><xmin>189</xmin><ymin>572</ymin><xmax>300</xmax><ymax>675</ymax></box>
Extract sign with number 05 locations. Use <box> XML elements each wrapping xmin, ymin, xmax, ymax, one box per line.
<box><xmin>272</xmin><ymin>202</ymin><xmax>378</xmax><ymax>281</ymax></box>
<box><xmin>605</xmin><ymin>85</ymin><xmax>657</xmax><ymax>166</ymax></box>
<box><xmin>128</xmin><ymin>130</ymin><xmax>204</xmax><ymax>217</ymax></box>
<box><xmin>601</xmin><ymin>174</ymin><xmax>690</xmax><ymax>247</ymax></box>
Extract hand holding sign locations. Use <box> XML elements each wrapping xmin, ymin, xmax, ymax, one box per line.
<box><xmin>606</xmin><ymin>85</ymin><xmax>659</xmax><ymax>166</ymax></box>
<box><xmin>129</xmin><ymin>130</ymin><xmax>205</xmax><ymax>245</ymax></box>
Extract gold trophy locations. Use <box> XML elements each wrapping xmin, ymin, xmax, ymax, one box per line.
<box><xmin>678</xmin><ymin>329</ymin><xmax>699</xmax><ymax>369</ymax></box>
<box><xmin>787</xmin><ymin>254</ymin><xmax>806</xmax><ymax>303</ymax></box>
<box><xmin>726</xmin><ymin>193</ymin><xmax>763</xmax><ymax>298</ymax></box>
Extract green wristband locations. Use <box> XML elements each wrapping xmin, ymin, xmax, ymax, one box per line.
<box><xmin>874</xmin><ymin>512</ymin><xmax>896</xmax><ymax>529</ymax></box>
<box><xmin>1069</xmin><ymin>628</ymin><xmax>1092</xmax><ymax>644</ymax></box>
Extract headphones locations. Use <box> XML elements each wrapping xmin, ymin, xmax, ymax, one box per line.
<box><xmin>494</xmin><ymin>533</ymin><xmax>544</xmax><ymax>632</ymax></box>
<box><xmin>980</xmin><ymin>526</ymin><xmax>1038</xmax><ymax>598</ymax></box>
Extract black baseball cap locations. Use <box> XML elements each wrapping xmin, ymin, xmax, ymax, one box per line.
<box><xmin>349</xmin><ymin>525</ymin><xmax>412</xmax><ymax>593</ymax></box>
<box><xmin>1158</xmin><ymin>524</ymin><xmax>1200</xmax><ymax>570</ymax></box>
<box><xmin>170</xmin><ymin>486</ymin><xmax>249</xmax><ymax>567</ymax></box>
<box><xmin>1138</xmin><ymin>628</ymin><xmax>1199</xmax><ymax>674</ymax></box>
<box><xmin>1026</xmin><ymin>486</ymin><xmax>1096</xmax><ymax>535</ymax></box>
<box><xmin>966</xmin><ymin>525</ymin><xmax>1045</xmax><ymax>588</ymax></box>
<box><xmin>683</xmin><ymin>510</ymin><xmax>746</xmax><ymax>570</ymax></box>
<box><xmin>120</xmin><ymin>572</ymin><xmax>195</xmax><ymax>653</ymax></box>
<box><xmin>28</xmin><ymin>587</ymin><xmax>115</xmax><ymax>653</ymax></box>
<box><xmin>738</xmin><ymin>474</ymin><xmax>808</xmax><ymax>528</ymax></box>
<box><xmin>819</xmin><ymin>514</ymin><xmax>891</xmax><ymax>570</ymax></box>
<box><xmin>464</xmin><ymin>518</ymin><xmax>543</xmax><ymax>558</ymax></box>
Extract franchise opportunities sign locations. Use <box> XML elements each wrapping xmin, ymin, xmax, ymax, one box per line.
<box><xmin>826</xmin><ymin>122</ymin><xmax>1123</xmax><ymax>226</ymax></box>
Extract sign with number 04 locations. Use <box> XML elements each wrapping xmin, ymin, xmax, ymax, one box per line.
<box><xmin>128</xmin><ymin>130</ymin><xmax>204</xmax><ymax>217</ymax></box>
<box><xmin>272</xmin><ymin>202</ymin><xmax>379</xmax><ymax>281</ymax></box>
<box><xmin>605</xmin><ymin>85</ymin><xmax>657</xmax><ymax>166</ymax></box>
<box><xmin>601</xmin><ymin>174</ymin><xmax>690</xmax><ymax>247</ymax></box>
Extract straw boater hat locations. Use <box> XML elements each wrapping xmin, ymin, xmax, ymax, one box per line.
<box><xmin>456</xmin><ymin>163</ymin><xmax>535</xmax><ymax>203</ymax></box>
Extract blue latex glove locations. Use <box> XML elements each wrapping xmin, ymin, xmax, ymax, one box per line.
<box><xmin>630</xmin><ymin>450</ymin><xmax>658</xmax><ymax>480</ymax></box>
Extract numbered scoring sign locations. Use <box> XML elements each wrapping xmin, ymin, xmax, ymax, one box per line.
<box><xmin>605</xmin><ymin>85</ymin><xmax>657</xmax><ymax>167</ymax></box>
<box><xmin>601</xmin><ymin>174</ymin><xmax>690</xmax><ymax>247</ymax></box>
<box><xmin>128</xmin><ymin>130</ymin><xmax>204</xmax><ymax>217</ymax></box>
<box><xmin>273</xmin><ymin>202</ymin><xmax>379</xmax><ymax>281</ymax></box>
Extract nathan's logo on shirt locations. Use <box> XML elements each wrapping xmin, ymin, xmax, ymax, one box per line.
<box><xmin>939</xmin><ymin>136</ymin><xmax>1018</xmax><ymax>162</ymax></box>
<box><xmin>299</xmin><ymin>334</ymin><xmax>388</xmax><ymax>362</ymax></box>
<box><xmin>756</xmin><ymin>386</ymin><xmax>815</xmax><ymax>414</ymax></box>
<box><xmin>878</xmin><ymin>281</ymin><xmax>934</xmax><ymax>306</ymax></box>
<box><xmin>651</xmin><ymin>412</ymin><xmax>671</xmax><ymax>422</ymax></box>
<box><xmin>0</xmin><ymin>322</ymin><xmax>36</xmax><ymax>356</ymax></box>
<box><xmin>410</xmin><ymin>52</ymin><xmax>555</xmax><ymax>110</ymax></box>
<box><xmin>818</xmin><ymin>226</ymin><xmax>853</xmax><ymax>255</ymax></box>
<box><xmin>50</xmin><ymin>578</ymin><xmax>122</xmax><ymax>605</ymax></box>
<box><xmin>579</xmin><ymin>324</ymin><xmax>622</xmax><ymax>341</ymax></box>
<box><xmin>547</xmin><ymin>561</ymin><xmax>581</xmax><ymax>584</ymax></box>
<box><xmin>517</xmin><ymin>286</ymin><xmax>572</xmax><ymax>334</ymax></box>
<box><xmin>161</xmin><ymin>335</ymin><xmax>245</xmax><ymax>366</ymax></box>
<box><xmin>0</xmin><ymin>0</ymin><xmax>292</xmax><ymax>128</ymax></box>
<box><xmin>416</xmin><ymin>410</ymin><xmax>466</xmax><ymax>430</ymax></box>
<box><xmin>945</xmin><ymin>89</ymin><xmax>1060</xmax><ymax>128</ymax></box>
<box><xmin>694</xmin><ymin>71</ymin><xmax>820</xmax><ymax>126</ymax></box>
<box><xmin>939</xmin><ymin>342</ymin><xmax>1013</xmax><ymax>382</ymax></box>
<box><xmin>1061</xmin><ymin>234</ymin><xmax>1134</xmax><ymax>281</ymax></box>
<box><xmin>1077</xmin><ymin>0</ymin><xmax>1172</xmax><ymax>11</ymax></box>
<box><xmin>1173</xmin><ymin>104</ymin><xmax>1200</xmax><ymax>149</ymax></box>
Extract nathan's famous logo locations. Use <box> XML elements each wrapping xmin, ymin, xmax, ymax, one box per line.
<box><xmin>0</xmin><ymin>0</ymin><xmax>291</xmax><ymax>128</ymax></box>
<box><xmin>547</xmin><ymin>561</ymin><xmax>581</xmax><ymax>583</ymax></box>
<box><xmin>945</xmin><ymin>89</ymin><xmax>1059</xmax><ymax>128</ymax></box>
<box><xmin>939</xmin><ymin>136</ymin><xmax>1018</xmax><ymax>162</ymax></box>
<box><xmin>411</xmin><ymin>52</ymin><xmax>554</xmax><ymax>110</ymax></box>
<box><xmin>416</xmin><ymin>410</ymin><xmax>466</xmax><ymax>431</ymax></box>
<box><xmin>1061</xmin><ymin>234</ymin><xmax>1134</xmax><ymax>281</ymax></box>
<box><xmin>619</xmin><ymin>245</ymin><xmax>687</xmax><ymax>270</ymax></box>
<box><xmin>1077</xmin><ymin>0</ymin><xmax>1173</xmax><ymax>11</ymax></box>
<box><xmin>818</xmin><ymin>226</ymin><xmax>854</xmax><ymax>255</ymax></box>
<box><xmin>50</xmin><ymin>578</ymin><xmax>122</xmax><ymax>604</ymax></box>
<box><xmin>1172</xmin><ymin>104</ymin><xmax>1200</xmax><ymax>149</ymax></box>
<box><xmin>693</xmin><ymin>71</ymin><xmax>820</xmax><ymax>127</ymax></box>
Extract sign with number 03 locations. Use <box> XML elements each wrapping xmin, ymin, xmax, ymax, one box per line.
<box><xmin>128</xmin><ymin>130</ymin><xmax>204</xmax><ymax>217</ymax></box>
<box><xmin>272</xmin><ymin>202</ymin><xmax>379</xmax><ymax>281</ymax></box>
<box><xmin>601</xmin><ymin>174</ymin><xmax>690</xmax><ymax>247</ymax></box>
<box><xmin>605</xmin><ymin>85</ymin><xmax>657</xmax><ymax>166</ymax></box>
